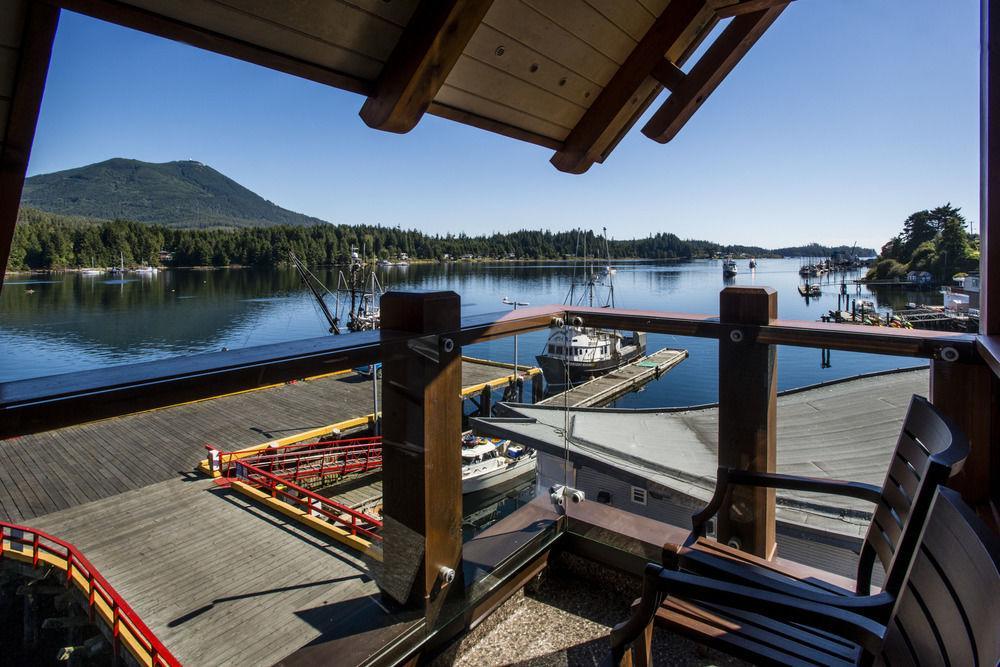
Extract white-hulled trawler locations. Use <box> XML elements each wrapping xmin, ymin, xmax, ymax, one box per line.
<box><xmin>461</xmin><ymin>434</ymin><xmax>536</xmax><ymax>493</ymax></box>
<box><xmin>535</xmin><ymin>228</ymin><xmax>646</xmax><ymax>389</ymax></box>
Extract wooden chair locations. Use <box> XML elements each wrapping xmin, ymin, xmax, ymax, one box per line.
<box><xmin>667</xmin><ymin>395</ymin><xmax>969</xmax><ymax>622</ymax></box>
<box><xmin>610</xmin><ymin>486</ymin><xmax>1000</xmax><ymax>666</ymax></box>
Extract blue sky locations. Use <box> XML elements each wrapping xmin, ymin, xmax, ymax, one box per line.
<box><xmin>27</xmin><ymin>1</ymin><xmax>980</xmax><ymax>249</ymax></box>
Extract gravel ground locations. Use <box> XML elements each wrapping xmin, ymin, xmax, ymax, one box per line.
<box><xmin>448</xmin><ymin>553</ymin><xmax>747</xmax><ymax>667</ymax></box>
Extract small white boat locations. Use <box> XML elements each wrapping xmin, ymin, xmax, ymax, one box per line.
<box><xmin>748</xmin><ymin>258</ymin><xmax>757</xmax><ymax>270</ymax></box>
<box><xmin>378</xmin><ymin>259</ymin><xmax>394</xmax><ymax>267</ymax></box>
<box><xmin>722</xmin><ymin>258</ymin><xmax>738</xmax><ymax>277</ymax></box>
<box><xmin>80</xmin><ymin>268</ymin><xmax>103</xmax><ymax>276</ymax></box>
<box><xmin>134</xmin><ymin>266</ymin><xmax>158</xmax><ymax>274</ymax></box>
<box><xmin>461</xmin><ymin>434</ymin><xmax>536</xmax><ymax>494</ymax></box>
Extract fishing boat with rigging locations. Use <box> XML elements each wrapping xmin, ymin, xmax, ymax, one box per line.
<box><xmin>535</xmin><ymin>228</ymin><xmax>646</xmax><ymax>388</ymax></box>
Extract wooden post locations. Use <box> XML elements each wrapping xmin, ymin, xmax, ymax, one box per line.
<box><xmin>930</xmin><ymin>360</ymin><xmax>997</xmax><ymax>507</ymax></box>
<box><xmin>0</xmin><ymin>3</ymin><xmax>60</xmax><ymax>291</ymax></box>
<box><xmin>479</xmin><ymin>385</ymin><xmax>492</xmax><ymax>418</ymax></box>
<box><xmin>532</xmin><ymin>373</ymin><xmax>544</xmax><ymax>404</ymax></box>
<box><xmin>718</xmin><ymin>286</ymin><xmax>777</xmax><ymax>559</ymax></box>
<box><xmin>379</xmin><ymin>291</ymin><xmax>463</xmax><ymax>614</ymax></box>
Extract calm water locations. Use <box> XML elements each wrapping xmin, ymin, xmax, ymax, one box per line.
<box><xmin>0</xmin><ymin>259</ymin><xmax>932</xmax><ymax>405</ymax></box>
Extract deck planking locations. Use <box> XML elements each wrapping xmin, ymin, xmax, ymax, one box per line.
<box><xmin>0</xmin><ymin>359</ymin><xmax>533</xmax><ymax>523</ymax></box>
<box><xmin>27</xmin><ymin>478</ymin><xmax>381</xmax><ymax>666</ymax></box>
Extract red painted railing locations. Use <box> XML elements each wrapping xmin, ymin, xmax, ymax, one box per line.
<box><xmin>0</xmin><ymin>522</ymin><xmax>180</xmax><ymax>667</ymax></box>
<box><xmin>232</xmin><ymin>460</ymin><xmax>383</xmax><ymax>542</ymax></box>
<box><xmin>242</xmin><ymin>436</ymin><xmax>383</xmax><ymax>484</ymax></box>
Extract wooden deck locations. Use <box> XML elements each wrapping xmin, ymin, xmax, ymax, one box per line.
<box><xmin>0</xmin><ymin>358</ymin><xmax>533</xmax><ymax>524</ymax></box>
<box><xmin>27</xmin><ymin>477</ymin><xmax>383</xmax><ymax>666</ymax></box>
<box><xmin>538</xmin><ymin>348</ymin><xmax>688</xmax><ymax>408</ymax></box>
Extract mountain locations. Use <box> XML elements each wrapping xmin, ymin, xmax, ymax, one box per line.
<box><xmin>20</xmin><ymin>158</ymin><xmax>329</xmax><ymax>229</ymax></box>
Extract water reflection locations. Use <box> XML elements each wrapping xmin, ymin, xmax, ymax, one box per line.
<box><xmin>2</xmin><ymin>259</ymin><xmax>929</xmax><ymax>407</ymax></box>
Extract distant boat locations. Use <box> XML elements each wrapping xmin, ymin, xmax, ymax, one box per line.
<box><xmin>134</xmin><ymin>266</ymin><xmax>158</xmax><ymax>274</ymax></box>
<box><xmin>722</xmin><ymin>258</ymin><xmax>738</xmax><ymax>277</ymax></box>
<box><xmin>80</xmin><ymin>268</ymin><xmax>103</xmax><ymax>276</ymax></box>
<box><xmin>110</xmin><ymin>252</ymin><xmax>126</xmax><ymax>276</ymax></box>
<box><xmin>377</xmin><ymin>259</ymin><xmax>394</xmax><ymax>267</ymax></box>
<box><xmin>748</xmin><ymin>258</ymin><xmax>757</xmax><ymax>270</ymax></box>
<box><xmin>798</xmin><ymin>284</ymin><xmax>821</xmax><ymax>297</ymax></box>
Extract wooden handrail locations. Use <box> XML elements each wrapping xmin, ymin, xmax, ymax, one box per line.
<box><xmin>0</xmin><ymin>301</ymin><xmax>982</xmax><ymax>439</ymax></box>
<box><xmin>0</xmin><ymin>521</ymin><xmax>180</xmax><ymax>667</ymax></box>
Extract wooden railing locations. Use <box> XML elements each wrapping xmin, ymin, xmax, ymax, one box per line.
<box><xmin>229</xmin><ymin>457</ymin><xmax>384</xmax><ymax>542</ymax></box>
<box><xmin>0</xmin><ymin>521</ymin><xmax>180</xmax><ymax>667</ymax></box>
<box><xmin>0</xmin><ymin>288</ymin><xmax>992</xmax><ymax>640</ymax></box>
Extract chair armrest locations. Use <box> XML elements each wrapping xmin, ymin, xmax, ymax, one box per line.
<box><xmin>690</xmin><ymin>466</ymin><xmax>882</xmax><ymax>539</ymax></box>
<box><xmin>610</xmin><ymin>563</ymin><xmax>666</xmax><ymax>663</ymax></box>
<box><xmin>656</xmin><ymin>570</ymin><xmax>886</xmax><ymax>655</ymax></box>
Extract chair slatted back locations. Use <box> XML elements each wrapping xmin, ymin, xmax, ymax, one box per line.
<box><xmin>877</xmin><ymin>487</ymin><xmax>1000</xmax><ymax>667</ymax></box>
<box><xmin>857</xmin><ymin>396</ymin><xmax>968</xmax><ymax>596</ymax></box>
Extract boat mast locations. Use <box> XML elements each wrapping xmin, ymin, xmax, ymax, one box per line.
<box><xmin>290</xmin><ymin>251</ymin><xmax>340</xmax><ymax>334</ymax></box>
<box><xmin>603</xmin><ymin>226</ymin><xmax>614</xmax><ymax>308</ymax></box>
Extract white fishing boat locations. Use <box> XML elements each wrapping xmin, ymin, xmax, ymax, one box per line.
<box><xmin>536</xmin><ymin>227</ymin><xmax>645</xmax><ymax>388</ymax></box>
<box><xmin>461</xmin><ymin>434</ymin><xmax>536</xmax><ymax>494</ymax></box>
<box><xmin>723</xmin><ymin>258</ymin><xmax>738</xmax><ymax>277</ymax></box>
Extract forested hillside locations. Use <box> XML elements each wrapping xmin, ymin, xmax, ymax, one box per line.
<box><xmin>21</xmin><ymin>158</ymin><xmax>328</xmax><ymax>228</ymax></box>
<box><xmin>8</xmin><ymin>207</ymin><xmax>872</xmax><ymax>270</ymax></box>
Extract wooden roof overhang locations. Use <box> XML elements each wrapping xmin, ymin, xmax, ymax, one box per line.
<box><xmin>0</xmin><ymin>0</ymin><xmax>791</xmax><ymax>286</ymax></box>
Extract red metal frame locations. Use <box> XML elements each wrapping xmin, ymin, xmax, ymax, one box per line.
<box><xmin>0</xmin><ymin>521</ymin><xmax>180</xmax><ymax>667</ymax></box>
<box><xmin>242</xmin><ymin>437</ymin><xmax>383</xmax><ymax>485</ymax></box>
<box><xmin>209</xmin><ymin>436</ymin><xmax>385</xmax><ymax>542</ymax></box>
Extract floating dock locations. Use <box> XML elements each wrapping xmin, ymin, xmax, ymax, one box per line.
<box><xmin>538</xmin><ymin>348</ymin><xmax>687</xmax><ymax>408</ymax></box>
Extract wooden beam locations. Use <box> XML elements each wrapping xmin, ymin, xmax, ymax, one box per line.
<box><xmin>427</xmin><ymin>101</ymin><xmax>563</xmax><ymax>151</ymax></box>
<box><xmin>0</xmin><ymin>2</ymin><xmax>59</xmax><ymax>291</ymax></box>
<box><xmin>643</xmin><ymin>4</ymin><xmax>787</xmax><ymax>144</ymax></box>
<box><xmin>715</xmin><ymin>0</ymin><xmax>795</xmax><ymax>19</ymax></box>
<box><xmin>51</xmin><ymin>0</ymin><xmax>371</xmax><ymax>95</ymax></box>
<box><xmin>651</xmin><ymin>59</ymin><xmax>686</xmax><ymax>92</ymax></box>
<box><xmin>360</xmin><ymin>0</ymin><xmax>495</xmax><ymax>134</ymax></box>
<box><xmin>550</xmin><ymin>0</ymin><xmax>708</xmax><ymax>174</ymax></box>
<box><xmin>930</xmin><ymin>359</ymin><xmax>996</xmax><ymax>507</ymax></box>
<box><xmin>379</xmin><ymin>291</ymin><xmax>463</xmax><ymax>614</ymax></box>
<box><xmin>982</xmin><ymin>0</ymin><xmax>1000</xmax><ymax>335</ymax></box>
<box><xmin>717</xmin><ymin>286</ymin><xmax>777</xmax><ymax>559</ymax></box>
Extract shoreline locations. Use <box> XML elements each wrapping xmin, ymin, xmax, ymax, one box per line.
<box><xmin>4</xmin><ymin>255</ymin><xmax>795</xmax><ymax>276</ymax></box>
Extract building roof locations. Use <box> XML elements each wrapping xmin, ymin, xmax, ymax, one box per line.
<box><xmin>473</xmin><ymin>368</ymin><xmax>930</xmax><ymax>538</ymax></box>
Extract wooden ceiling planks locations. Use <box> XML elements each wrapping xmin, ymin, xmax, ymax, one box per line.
<box><xmin>642</xmin><ymin>3</ymin><xmax>788</xmax><ymax>143</ymax></box>
<box><xmin>462</xmin><ymin>24</ymin><xmax>595</xmax><ymax>109</ymax></box>
<box><xmin>433</xmin><ymin>83</ymin><xmax>573</xmax><ymax>141</ymax></box>
<box><xmin>549</xmin><ymin>0</ymin><xmax>709</xmax><ymax>173</ymax></box>
<box><xmin>120</xmin><ymin>0</ymin><xmax>394</xmax><ymax>80</ymax></box>
<box><xmin>360</xmin><ymin>0</ymin><xmax>496</xmax><ymax>133</ymax></box>
<box><xmin>443</xmin><ymin>56</ymin><xmax>585</xmax><ymax>135</ymax></box>
<box><xmin>481</xmin><ymin>1</ymin><xmax>619</xmax><ymax>86</ymax></box>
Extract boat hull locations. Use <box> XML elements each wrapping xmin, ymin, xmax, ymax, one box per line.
<box><xmin>536</xmin><ymin>339</ymin><xmax>646</xmax><ymax>388</ymax></box>
<box><xmin>462</xmin><ymin>453</ymin><xmax>537</xmax><ymax>494</ymax></box>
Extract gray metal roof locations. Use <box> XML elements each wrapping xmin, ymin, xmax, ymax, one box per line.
<box><xmin>473</xmin><ymin>368</ymin><xmax>929</xmax><ymax>538</ymax></box>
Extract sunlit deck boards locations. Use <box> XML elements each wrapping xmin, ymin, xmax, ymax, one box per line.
<box><xmin>0</xmin><ymin>358</ymin><xmax>529</xmax><ymax>523</ymax></box>
<box><xmin>26</xmin><ymin>477</ymin><xmax>381</xmax><ymax>666</ymax></box>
